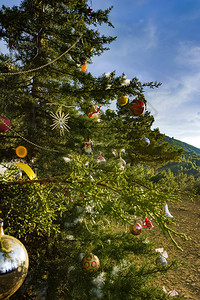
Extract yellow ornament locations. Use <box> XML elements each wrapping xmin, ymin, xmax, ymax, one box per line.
<box><xmin>15</xmin><ymin>146</ymin><xmax>27</xmax><ymax>158</ymax></box>
<box><xmin>15</xmin><ymin>162</ymin><xmax>36</xmax><ymax>180</ymax></box>
<box><xmin>117</xmin><ymin>96</ymin><xmax>128</xmax><ymax>106</ymax></box>
<box><xmin>82</xmin><ymin>253</ymin><xmax>100</xmax><ymax>273</ymax></box>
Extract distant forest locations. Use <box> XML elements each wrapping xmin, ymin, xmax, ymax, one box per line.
<box><xmin>150</xmin><ymin>136</ymin><xmax>200</xmax><ymax>195</ymax></box>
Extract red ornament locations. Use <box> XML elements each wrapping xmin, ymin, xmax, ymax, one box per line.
<box><xmin>87</xmin><ymin>7</ymin><xmax>93</xmax><ymax>14</ymax></box>
<box><xmin>130</xmin><ymin>223</ymin><xmax>142</xmax><ymax>235</ymax></box>
<box><xmin>0</xmin><ymin>116</ymin><xmax>11</xmax><ymax>132</ymax></box>
<box><xmin>143</xmin><ymin>217</ymin><xmax>153</xmax><ymax>229</ymax></box>
<box><xmin>129</xmin><ymin>99</ymin><xmax>145</xmax><ymax>116</ymax></box>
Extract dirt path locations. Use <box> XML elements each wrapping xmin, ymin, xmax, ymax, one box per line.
<box><xmin>151</xmin><ymin>196</ymin><xmax>200</xmax><ymax>299</ymax></box>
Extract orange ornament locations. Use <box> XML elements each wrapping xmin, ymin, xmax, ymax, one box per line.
<box><xmin>81</xmin><ymin>64</ymin><xmax>87</xmax><ymax>72</ymax></box>
<box><xmin>16</xmin><ymin>146</ymin><xmax>27</xmax><ymax>158</ymax></box>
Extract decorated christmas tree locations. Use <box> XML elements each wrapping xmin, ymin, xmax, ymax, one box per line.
<box><xmin>0</xmin><ymin>1</ymin><xmax>186</xmax><ymax>299</ymax></box>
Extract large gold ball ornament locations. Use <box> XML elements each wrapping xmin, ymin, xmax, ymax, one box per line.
<box><xmin>82</xmin><ymin>253</ymin><xmax>100</xmax><ymax>273</ymax></box>
<box><xmin>0</xmin><ymin>219</ymin><xmax>29</xmax><ymax>299</ymax></box>
<box><xmin>117</xmin><ymin>96</ymin><xmax>128</xmax><ymax>106</ymax></box>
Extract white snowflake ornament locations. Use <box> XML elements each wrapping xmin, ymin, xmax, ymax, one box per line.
<box><xmin>50</xmin><ymin>109</ymin><xmax>70</xmax><ymax>135</ymax></box>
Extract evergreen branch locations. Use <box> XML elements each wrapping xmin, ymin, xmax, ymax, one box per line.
<box><xmin>167</xmin><ymin>231</ymin><xmax>184</xmax><ymax>251</ymax></box>
<box><xmin>0</xmin><ymin>178</ymin><xmax>122</xmax><ymax>191</ymax></box>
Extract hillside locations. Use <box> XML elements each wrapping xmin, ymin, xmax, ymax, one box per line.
<box><xmin>158</xmin><ymin>136</ymin><xmax>200</xmax><ymax>178</ymax></box>
<box><xmin>164</xmin><ymin>136</ymin><xmax>200</xmax><ymax>156</ymax></box>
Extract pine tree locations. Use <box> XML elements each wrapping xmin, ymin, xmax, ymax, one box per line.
<box><xmin>0</xmin><ymin>1</ymin><xmax>186</xmax><ymax>299</ymax></box>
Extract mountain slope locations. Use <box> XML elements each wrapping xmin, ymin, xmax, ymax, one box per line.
<box><xmin>164</xmin><ymin>136</ymin><xmax>200</xmax><ymax>155</ymax></box>
<box><xmin>158</xmin><ymin>136</ymin><xmax>200</xmax><ymax>178</ymax></box>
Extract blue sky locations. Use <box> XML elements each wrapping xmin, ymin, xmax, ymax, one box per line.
<box><xmin>1</xmin><ymin>0</ymin><xmax>200</xmax><ymax>148</ymax></box>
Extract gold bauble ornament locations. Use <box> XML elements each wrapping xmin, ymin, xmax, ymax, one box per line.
<box><xmin>117</xmin><ymin>96</ymin><xmax>128</xmax><ymax>106</ymax></box>
<box><xmin>82</xmin><ymin>253</ymin><xmax>100</xmax><ymax>273</ymax></box>
<box><xmin>0</xmin><ymin>219</ymin><xmax>29</xmax><ymax>299</ymax></box>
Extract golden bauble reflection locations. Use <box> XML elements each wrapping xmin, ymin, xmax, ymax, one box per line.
<box><xmin>0</xmin><ymin>225</ymin><xmax>29</xmax><ymax>299</ymax></box>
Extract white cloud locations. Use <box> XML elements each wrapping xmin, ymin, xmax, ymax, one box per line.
<box><xmin>176</xmin><ymin>41</ymin><xmax>200</xmax><ymax>69</ymax></box>
<box><xmin>147</xmin><ymin>70</ymin><xmax>200</xmax><ymax>148</ymax></box>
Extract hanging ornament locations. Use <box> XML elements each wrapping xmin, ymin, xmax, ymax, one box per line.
<box><xmin>96</xmin><ymin>154</ymin><xmax>106</xmax><ymax>163</ymax></box>
<box><xmin>88</xmin><ymin>105</ymin><xmax>101</xmax><ymax>121</ymax></box>
<box><xmin>130</xmin><ymin>222</ymin><xmax>142</xmax><ymax>235</ymax></box>
<box><xmin>81</xmin><ymin>64</ymin><xmax>87</xmax><ymax>72</ymax></box>
<box><xmin>15</xmin><ymin>162</ymin><xmax>36</xmax><ymax>180</ymax></box>
<box><xmin>87</xmin><ymin>7</ymin><xmax>93</xmax><ymax>14</ymax></box>
<box><xmin>0</xmin><ymin>219</ymin><xmax>29</xmax><ymax>299</ymax></box>
<box><xmin>6</xmin><ymin>64</ymin><xmax>13</xmax><ymax>71</ymax></box>
<box><xmin>155</xmin><ymin>248</ymin><xmax>168</xmax><ymax>266</ymax></box>
<box><xmin>156</xmin><ymin>256</ymin><xmax>167</xmax><ymax>266</ymax></box>
<box><xmin>50</xmin><ymin>109</ymin><xmax>70</xmax><ymax>135</ymax></box>
<box><xmin>80</xmin><ymin>57</ymin><xmax>88</xmax><ymax>72</ymax></box>
<box><xmin>81</xmin><ymin>138</ymin><xmax>93</xmax><ymax>155</ymax></box>
<box><xmin>0</xmin><ymin>116</ymin><xmax>11</xmax><ymax>133</ymax></box>
<box><xmin>163</xmin><ymin>204</ymin><xmax>173</xmax><ymax>218</ymax></box>
<box><xmin>117</xmin><ymin>96</ymin><xmax>128</xmax><ymax>106</ymax></box>
<box><xmin>129</xmin><ymin>99</ymin><xmax>145</xmax><ymax>116</ymax></box>
<box><xmin>82</xmin><ymin>253</ymin><xmax>100</xmax><ymax>273</ymax></box>
<box><xmin>118</xmin><ymin>157</ymin><xmax>126</xmax><ymax>170</ymax></box>
<box><xmin>15</xmin><ymin>146</ymin><xmax>28</xmax><ymax>158</ymax></box>
<box><xmin>140</xmin><ymin>137</ymin><xmax>150</xmax><ymax>147</ymax></box>
<box><xmin>142</xmin><ymin>217</ymin><xmax>153</xmax><ymax>229</ymax></box>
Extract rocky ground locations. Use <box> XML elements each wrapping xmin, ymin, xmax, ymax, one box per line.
<box><xmin>152</xmin><ymin>195</ymin><xmax>200</xmax><ymax>299</ymax></box>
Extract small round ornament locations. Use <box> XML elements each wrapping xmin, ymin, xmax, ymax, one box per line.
<box><xmin>140</xmin><ymin>137</ymin><xmax>150</xmax><ymax>147</ymax></box>
<box><xmin>0</xmin><ymin>219</ymin><xmax>29</xmax><ymax>299</ymax></box>
<box><xmin>16</xmin><ymin>146</ymin><xmax>28</xmax><ymax>158</ymax></box>
<box><xmin>117</xmin><ymin>96</ymin><xmax>128</xmax><ymax>106</ymax></box>
<box><xmin>0</xmin><ymin>116</ymin><xmax>11</xmax><ymax>133</ymax></box>
<box><xmin>130</xmin><ymin>222</ymin><xmax>142</xmax><ymax>235</ymax></box>
<box><xmin>129</xmin><ymin>99</ymin><xmax>145</xmax><ymax>116</ymax></box>
<box><xmin>82</xmin><ymin>253</ymin><xmax>100</xmax><ymax>273</ymax></box>
<box><xmin>156</xmin><ymin>256</ymin><xmax>167</xmax><ymax>266</ymax></box>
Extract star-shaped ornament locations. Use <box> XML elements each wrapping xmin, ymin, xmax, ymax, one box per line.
<box><xmin>87</xmin><ymin>7</ymin><xmax>93</xmax><ymax>14</ymax></box>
